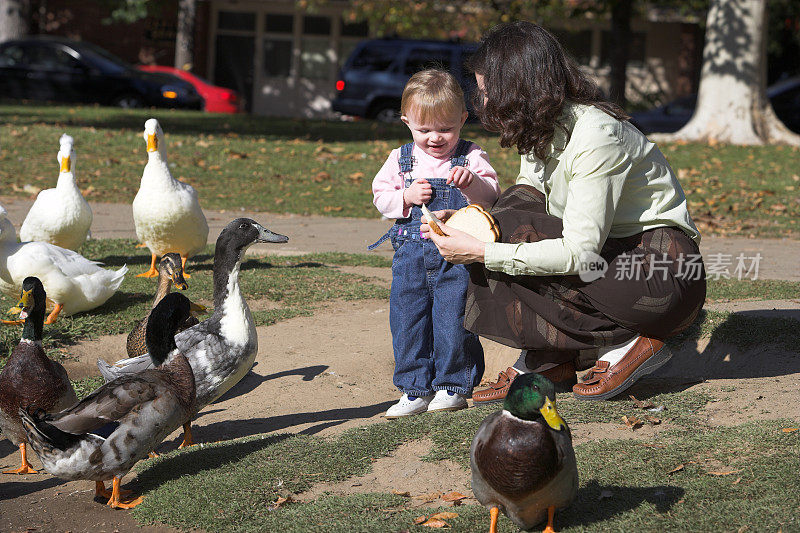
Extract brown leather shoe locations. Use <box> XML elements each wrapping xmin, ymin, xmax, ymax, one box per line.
<box><xmin>573</xmin><ymin>337</ymin><xmax>672</xmax><ymax>401</ymax></box>
<box><xmin>472</xmin><ymin>367</ymin><xmax>520</xmax><ymax>404</ymax></box>
<box><xmin>472</xmin><ymin>361</ymin><xmax>577</xmax><ymax>404</ymax></box>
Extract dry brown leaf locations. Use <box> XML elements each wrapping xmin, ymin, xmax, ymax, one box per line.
<box><xmin>348</xmin><ymin>171</ymin><xmax>365</xmax><ymax>182</ymax></box>
<box><xmin>321</xmin><ymin>185</ymin><xmax>333</xmax><ymax>192</ymax></box>
<box><xmin>732</xmin><ymin>477</ymin><xmax>742</xmax><ymax>485</ymax></box>
<box><xmin>430</xmin><ymin>512</ymin><xmax>459</xmax><ymax>520</ymax></box>
<box><xmin>323</xmin><ymin>206</ymin><xmax>343</xmax><ymax>212</ymax></box>
<box><xmin>708</xmin><ymin>469</ymin><xmax>740</xmax><ymax>476</ymax></box>
<box><xmin>422</xmin><ymin>518</ymin><xmax>450</xmax><ymax>528</ymax></box>
<box><xmin>646</xmin><ymin>416</ymin><xmax>662</xmax><ymax>425</ymax></box>
<box><xmin>274</xmin><ymin>198</ymin><xmax>284</xmax><ymax>205</ymax></box>
<box><xmin>392</xmin><ymin>490</ymin><xmax>411</xmax><ymax>497</ymax></box>
<box><xmin>629</xmin><ymin>395</ymin><xmax>655</xmax><ymax>409</ymax></box>
<box><xmin>414</xmin><ymin>492</ymin><xmax>442</xmax><ymax>501</ymax></box>
<box><xmin>441</xmin><ymin>491</ymin><xmax>467</xmax><ymax>502</ymax></box>
<box><xmin>228</xmin><ymin>150</ymin><xmax>248</xmax><ymax>159</ymax></box>
<box><xmin>313</xmin><ymin>171</ymin><xmax>331</xmax><ymax>182</ymax></box>
<box><xmin>414</xmin><ymin>515</ymin><xmax>428</xmax><ymax>525</ymax></box>
<box><xmin>268</xmin><ymin>495</ymin><xmax>294</xmax><ymax>510</ymax></box>
<box><xmin>793</xmin><ymin>174</ymin><xmax>800</xmax><ymax>182</ymax></box>
<box><xmin>770</xmin><ymin>203</ymin><xmax>787</xmax><ymax>212</ymax></box>
<box><xmin>782</xmin><ymin>428</ymin><xmax>799</xmax><ymax>433</ymax></box>
<box><xmin>622</xmin><ymin>415</ymin><xmax>643</xmax><ymax>430</ymax></box>
<box><xmin>668</xmin><ymin>464</ymin><xmax>685</xmax><ymax>474</ymax></box>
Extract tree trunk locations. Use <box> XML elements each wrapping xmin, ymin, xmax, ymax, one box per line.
<box><xmin>608</xmin><ymin>0</ymin><xmax>632</xmax><ymax>108</ymax></box>
<box><xmin>0</xmin><ymin>0</ymin><xmax>28</xmax><ymax>42</ymax></box>
<box><xmin>175</xmin><ymin>0</ymin><xmax>196</xmax><ymax>70</ymax></box>
<box><xmin>669</xmin><ymin>0</ymin><xmax>800</xmax><ymax>145</ymax></box>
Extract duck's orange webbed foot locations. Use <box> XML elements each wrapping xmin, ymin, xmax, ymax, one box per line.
<box><xmin>3</xmin><ymin>443</ymin><xmax>39</xmax><ymax>474</ymax></box>
<box><xmin>0</xmin><ymin>319</ymin><xmax>23</xmax><ymax>326</ymax></box>
<box><xmin>489</xmin><ymin>506</ymin><xmax>499</xmax><ymax>533</ymax></box>
<box><xmin>43</xmin><ymin>303</ymin><xmax>63</xmax><ymax>325</ymax></box>
<box><xmin>542</xmin><ymin>505</ymin><xmax>556</xmax><ymax>533</ymax></box>
<box><xmin>106</xmin><ymin>477</ymin><xmax>143</xmax><ymax>509</ymax></box>
<box><xmin>178</xmin><ymin>422</ymin><xmax>195</xmax><ymax>448</ymax></box>
<box><xmin>137</xmin><ymin>254</ymin><xmax>159</xmax><ymax>278</ymax></box>
<box><xmin>180</xmin><ymin>255</ymin><xmax>192</xmax><ymax>278</ymax></box>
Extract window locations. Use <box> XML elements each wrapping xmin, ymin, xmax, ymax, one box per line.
<box><xmin>266</xmin><ymin>14</ymin><xmax>293</xmax><ymax>33</ymax></box>
<box><xmin>218</xmin><ymin>11</ymin><xmax>256</xmax><ymax>31</ymax></box>
<box><xmin>28</xmin><ymin>46</ymin><xmax>81</xmax><ymax>71</ymax></box>
<box><xmin>303</xmin><ymin>15</ymin><xmax>330</xmax><ymax>36</ymax></box>
<box><xmin>601</xmin><ymin>31</ymin><xmax>646</xmax><ymax>66</ymax></box>
<box><xmin>403</xmin><ymin>47</ymin><xmax>452</xmax><ymax>75</ymax></box>
<box><xmin>350</xmin><ymin>43</ymin><xmax>397</xmax><ymax>72</ymax></box>
<box><xmin>341</xmin><ymin>19</ymin><xmax>368</xmax><ymax>37</ymax></box>
<box><xmin>0</xmin><ymin>44</ymin><xmax>27</xmax><ymax>67</ymax></box>
<box><xmin>264</xmin><ymin>38</ymin><xmax>292</xmax><ymax>77</ymax></box>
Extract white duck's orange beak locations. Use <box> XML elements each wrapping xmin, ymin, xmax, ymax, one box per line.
<box><xmin>146</xmin><ymin>133</ymin><xmax>158</xmax><ymax>152</ymax></box>
<box><xmin>60</xmin><ymin>155</ymin><xmax>70</xmax><ymax>173</ymax></box>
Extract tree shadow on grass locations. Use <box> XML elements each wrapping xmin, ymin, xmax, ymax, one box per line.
<box><xmin>558</xmin><ymin>480</ymin><xmax>684</xmax><ymax>529</ymax></box>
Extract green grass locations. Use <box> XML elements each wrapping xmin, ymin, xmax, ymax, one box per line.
<box><xmin>0</xmin><ymin>239</ymin><xmax>389</xmax><ymax>367</ymax></box>
<box><xmin>2</xmin><ymin>104</ymin><xmax>799</xmax><ymax>237</ymax></box>
<box><xmin>130</xmin><ymin>395</ymin><xmax>799</xmax><ymax>532</ymax></box>
<box><xmin>705</xmin><ymin>278</ymin><xmax>800</xmax><ymax>302</ymax></box>
<box><xmin>669</xmin><ymin>309</ymin><xmax>800</xmax><ymax>352</ymax></box>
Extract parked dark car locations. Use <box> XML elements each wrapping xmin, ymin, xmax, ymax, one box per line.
<box><xmin>630</xmin><ymin>76</ymin><xmax>800</xmax><ymax>134</ymax></box>
<box><xmin>0</xmin><ymin>36</ymin><xmax>203</xmax><ymax>110</ymax></box>
<box><xmin>332</xmin><ymin>38</ymin><xmax>478</xmax><ymax>122</ymax></box>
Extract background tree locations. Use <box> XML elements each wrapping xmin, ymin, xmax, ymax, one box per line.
<box><xmin>0</xmin><ymin>0</ymin><xmax>29</xmax><ymax>42</ymax></box>
<box><xmin>175</xmin><ymin>0</ymin><xmax>196</xmax><ymax>70</ymax></box>
<box><xmin>668</xmin><ymin>0</ymin><xmax>800</xmax><ymax>145</ymax></box>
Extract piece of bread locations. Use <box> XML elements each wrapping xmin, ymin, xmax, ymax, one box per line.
<box><xmin>421</xmin><ymin>204</ymin><xmax>499</xmax><ymax>242</ymax></box>
<box><xmin>446</xmin><ymin>205</ymin><xmax>499</xmax><ymax>242</ymax></box>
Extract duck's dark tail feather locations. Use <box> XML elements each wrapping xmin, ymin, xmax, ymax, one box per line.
<box><xmin>19</xmin><ymin>408</ymin><xmax>82</xmax><ymax>451</ymax></box>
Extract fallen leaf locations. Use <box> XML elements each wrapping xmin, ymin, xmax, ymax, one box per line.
<box><xmin>274</xmin><ymin>198</ymin><xmax>284</xmax><ymax>205</ymax></box>
<box><xmin>782</xmin><ymin>428</ymin><xmax>798</xmax><ymax>433</ymax></box>
<box><xmin>323</xmin><ymin>205</ymin><xmax>343</xmax><ymax>212</ymax></box>
<box><xmin>668</xmin><ymin>464</ymin><xmax>685</xmax><ymax>474</ymax></box>
<box><xmin>770</xmin><ymin>203</ymin><xmax>787</xmax><ymax>212</ymax></box>
<box><xmin>268</xmin><ymin>495</ymin><xmax>293</xmax><ymax>510</ymax></box>
<box><xmin>441</xmin><ymin>491</ymin><xmax>467</xmax><ymax>502</ymax></box>
<box><xmin>732</xmin><ymin>477</ymin><xmax>742</xmax><ymax>484</ymax></box>
<box><xmin>430</xmin><ymin>512</ymin><xmax>459</xmax><ymax>520</ymax></box>
<box><xmin>629</xmin><ymin>395</ymin><xmax>655</xmax><ymax>409</ymax></box>
<box><xmin>707</xmin><ymin>469</ymin><xmax>741</xmax><ymax>476</ymax></box>
<box><xmin>321</xmin><ymin>185</ymin><xmax>333</xmax><ymax>192</ymax></box>
<box><xmin>646</xmin><ymin>416</ymin><xmax>662</xmax><ymax>425</ymax></box>
<box><xmin>414</xmin><ymin>516</ymin><xmax>428</xmax><ymax>525</ymax></box>
<box><xmin>348</xmin><ymin>171</ymin><xmax>365</xmax><ymax>182</ymax></box>
<box><xmin>622</xmin><ymin>415</ymin><xmax>643</xmax><ymax>430</ymax></box>
<box><xmin>391</xmin><ymin>490</ymin><xmax>411</xmax><ymax>497</ymax></box>
<box><xmin>422</xmin><ymin>518</ymin><xmax>450</xmax><ymax>528</ymax></box>
<box><xmin>313</xmin><ymin>171</ymin><xmax>331</xmax><ymax>182</ymax></box>
<box><xmin>228</xmin><ymin>150</ymin><xmax>248</xmax><ymax>159</ymax></box>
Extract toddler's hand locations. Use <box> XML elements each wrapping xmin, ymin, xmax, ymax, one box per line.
<box><xmin>403</xmin><ymin>178</ymin><xmax>433</xmax><ymax>206</ymax></box>
<box><xmin>448</xmin><ymin>167</ymin><xmax>474</xmax><ymax>189</ymax></box>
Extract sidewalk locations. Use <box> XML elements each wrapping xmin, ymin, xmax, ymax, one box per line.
<box><xmin>2</xmin><ymin>196</ymin><xmax>799</xmax><ymax>281</ymax></box>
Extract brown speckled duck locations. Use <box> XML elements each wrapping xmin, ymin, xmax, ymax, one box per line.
<box><xmin>126</xmin><ymin>252</ymin><xmax>204</xmax><ymax>358</ymax></box>
<box><xmin>0</xmin><ymin>276</ymin><xmax>78</xmax><ymax>474</ymax></box>
<box><xmin>470</xmin><ymin>373</ymin><xmax>578</xmax><ymax>533</ymax></box>
<box><xmin>20</xmin><ymin>292</ymin><xmax>196</xmax><ymax>509</ymax></box>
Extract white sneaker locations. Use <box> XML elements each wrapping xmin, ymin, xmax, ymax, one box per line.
<box><xmin>427</xmin><ymin>390</ymin><xmax>468</xmax><ymax>413</ymax></box>
<box><xmin>385</xmin><ymin>393</ymin><xmax>434</xmax><ymax>419</ymax></box>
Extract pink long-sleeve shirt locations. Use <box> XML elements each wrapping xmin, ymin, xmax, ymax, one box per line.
<box><xmin>372</xmin><ymin>141</ymin><xmax>501</xmax><ymax>219</ymax></box>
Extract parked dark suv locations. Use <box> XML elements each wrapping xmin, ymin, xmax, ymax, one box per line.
<box><xmin>0</xmin><ymin>36</ymin><xmax>203</xmax><ymax>109</ymax></box>
<box><xmin>332</xmin><ymin>38</ymin><xmax>478</xmax><ymax>122</ymax></box>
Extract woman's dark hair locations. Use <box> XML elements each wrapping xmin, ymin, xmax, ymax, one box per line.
<box><xmin>468</xmin><ymin>21</ymin><xmax>629</xmax><ymax>160</ymax></box>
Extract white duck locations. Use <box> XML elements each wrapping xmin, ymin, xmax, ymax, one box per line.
<box><xmin>0</xmin><ymin>203</ymin><xmax>127</xmax><ymax>325</ymax></box>
<box><xmin>19</xmin><ymin>134</ymin><xmax>93</xmax><ymax>251</ymax></box>
<box><xmin>132</xmin><ymin>118</ymin><xmax>209</xmax><ymax>278</ymax></box>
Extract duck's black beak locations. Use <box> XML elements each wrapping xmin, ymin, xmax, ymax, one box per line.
<box><xmin>255</xmin><ymin>223</ymin><xmax>289</xmax><ymax>244</ymax></box>
<box><xmin>171</xmin><ymin>270</ymin><xmax>189</xmax><ymax>290</ymax></box>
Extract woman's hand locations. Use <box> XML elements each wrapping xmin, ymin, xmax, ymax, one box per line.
<box><xmin>421</xmin><ymin>211</ymin><xmax>486</xmax><ymax>265</ymax></box>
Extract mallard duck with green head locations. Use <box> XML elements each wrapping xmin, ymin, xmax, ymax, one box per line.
<box><xmin>0</xmin><ymin>276</ymin><xmax>78</xmax><ymax>474</ymax></box>
<box><xmin>470</xmin><ymin>373</ymin><xmax>578</xmax><ymax>533</ymax></box>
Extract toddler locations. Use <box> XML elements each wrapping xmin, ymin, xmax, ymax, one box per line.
<box><xmin>370</xmin><ymin>69</ymin><xmax>501</xmax><ymax>418</ymax></box>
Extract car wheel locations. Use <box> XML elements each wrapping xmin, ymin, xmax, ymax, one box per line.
<box><xmin>112</xmin><ymin>93</ymin><xmax>145</xmax><ymax>109</ymax></box>
<box><xmin>372</xmin><ymin>105</ymin><xmax>398</xmax><ymax>123</ymax></box>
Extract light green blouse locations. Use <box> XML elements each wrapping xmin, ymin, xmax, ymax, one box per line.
<box><xmin>484</xmin><ymin>102</ymin><xmax>700</xmax><ymax>277</ymax></box>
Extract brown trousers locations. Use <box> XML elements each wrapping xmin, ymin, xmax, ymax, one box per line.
<box><xmin>465</xmin><ymin>185</ymin><xmax>706</xmax><ymax>369</ymax></box>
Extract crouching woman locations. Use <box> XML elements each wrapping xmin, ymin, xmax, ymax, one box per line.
<box><xmin>423</xmin><ymin>21</ymin><xmax>706</xmax><ymax>402</ymax></box>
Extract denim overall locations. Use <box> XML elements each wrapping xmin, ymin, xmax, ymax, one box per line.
<box><xmin>370</xmin><ymin>140</ymin><xmax>485</xmax><ymax>397</ymax></box>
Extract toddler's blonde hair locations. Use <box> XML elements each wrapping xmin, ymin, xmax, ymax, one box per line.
<box><xmin>401</xmin><ymin>69</ymin><xmax>466</xmax><ymax>123</ymax></box>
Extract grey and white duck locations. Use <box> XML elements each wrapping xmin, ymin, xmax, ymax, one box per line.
<box><xmin>96</xmin><ymin>218</ymin><xmax>288</xmax><ymax>446</ymax></box>
<box><xmin>20</xmin><ymin>292</ymin><xmax>197</xmax><ymax>509</ymax></box>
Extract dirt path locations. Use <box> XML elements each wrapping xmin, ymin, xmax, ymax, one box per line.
<box><xmin>1</xmin><ymin>197</ymin><xmax>799</xmax><ymax>532</ymax></box>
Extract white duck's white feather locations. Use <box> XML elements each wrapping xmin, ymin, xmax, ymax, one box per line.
<box><xmin>132</xmin><ymin>119</ymin><xmax>208</xmax><ymax>258</ymax></box>
<box><xmin>20</xmin><ymin>134</ymin><xmax>93</xmax><ymax>250</ymax></box>
<box><xmin>0</xmin><ymin>203</ymin><xmax>126</xmax><ymax>316</ymax></box>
